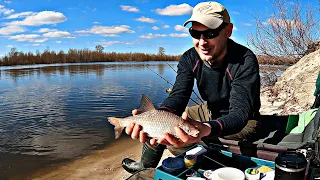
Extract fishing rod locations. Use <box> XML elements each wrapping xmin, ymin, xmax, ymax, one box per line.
<box><xmin>146</xmin><ymin>64</ymin><xmax>200</xmax><ymax>105</ymax></box>
<box><xmin>165</xmin><ymin>61</ymin><xmax>204</xmax><ymax>104</ymax></box>
<box><xmin>166</xmin><ymin>61</ymin><xmax>204</xmax><ymax>104</ymax></box>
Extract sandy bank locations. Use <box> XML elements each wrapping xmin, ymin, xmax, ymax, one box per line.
<box><xmin>26</xmin><ymin>137</ymin><xmax>173</xmax><ymax>180</ymax></box>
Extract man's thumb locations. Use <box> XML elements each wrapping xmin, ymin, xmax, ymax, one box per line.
<box><xmin>132</xmin><ymin>109</ymin><xmax>140</xmax><ymax>116</ymax></box>
<box><xmin>182</xmin><ymin>112</ymin><xmax>189</xmax><ymax>121</ymax></box>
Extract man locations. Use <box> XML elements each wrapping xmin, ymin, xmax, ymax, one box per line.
<box><xmin>122</xmin><ymin>1</ymin><xmax>261</xmax><ymax>174</ymax></box>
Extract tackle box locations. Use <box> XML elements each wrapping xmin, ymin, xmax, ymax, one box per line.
<box><xmin>154</xmin><ymin>144</ymin><xmax>275</xmax><ymax>180</ymax></box>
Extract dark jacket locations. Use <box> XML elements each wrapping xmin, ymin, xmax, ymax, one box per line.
<box><xmin>160</xmin><ymin>39</ymin><xmax>261</xmax><ymax>137</ymax></box>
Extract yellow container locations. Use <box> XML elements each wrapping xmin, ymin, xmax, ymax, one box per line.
<box><xmin>184</xmin><ymin>154</ymin><xmax>197</xmax><ymax>168</ymax></box>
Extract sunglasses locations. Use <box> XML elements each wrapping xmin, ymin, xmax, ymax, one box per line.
<box><xmin>189</xmin><ymin>22</ymin><xmax>229</xmax><ymax>39</ymax></box>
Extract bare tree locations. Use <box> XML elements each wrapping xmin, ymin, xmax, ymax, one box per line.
<box><xmin>95</xmin><ymin>45</ymin><xmax>104</xmax><ymax>53</ymax></box>
<box><xmin>8</xmin><ymin>47</ymin><xmax>18</xmax><ymax>58</ymax></box>
<box><xmin>247</xmin><ymin>0</ymin><xmax>320</xmax><ymax>59</ymax></box>
<box><xmin>158</xmin><ymin>47</ymin><xmax>165</xmax><ymax>56</ymax></box>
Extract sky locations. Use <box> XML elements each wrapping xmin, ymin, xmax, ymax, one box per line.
<box><xmin>0</xmin><ymin>0</ymin><xmax>318</xmax><ymax>56</ymax></box>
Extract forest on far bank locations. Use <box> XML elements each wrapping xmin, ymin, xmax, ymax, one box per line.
<box><xmin>0</xmin><ymin>46</ymin><xmax>300</xmax><ymax>67</ymax></box>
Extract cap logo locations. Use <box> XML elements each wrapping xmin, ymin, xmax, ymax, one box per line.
<box><xmin>197</xmin><ymin>5</ymin><xmax>211</xmax><ymax>13</ymax></box>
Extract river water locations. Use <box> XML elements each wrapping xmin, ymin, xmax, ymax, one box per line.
<box><xmin>0</xmin><ymin>62</ymin><xmax>287</xmax><ymax>178</ymax></box>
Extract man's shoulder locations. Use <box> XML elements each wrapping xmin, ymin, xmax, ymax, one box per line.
<box><xmin>182</xmin><ymin>47</ymin><xmax>197</xmax><ymax>57</ymax></box>
<box><xmin>180</xmin><ymin>47</ymin><xmax>199</xmax><ymax>63</ymax></box>
<box><xmin>228</xmin><ymin>39</ymin><xmax>255</xmax><ymax>56</ymax></box>
<box><xmin>227</xmin><ymin>39</ymin><xmax>257</xmax><ymax>65</ymax></box>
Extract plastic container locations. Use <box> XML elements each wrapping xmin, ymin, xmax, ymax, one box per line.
<box><xmin>162</xmin><ymin>157</ymin><xmax>185</xmax><ymax>175</ymax></box>
<box><xmin>274</xmin><ymin>151</ymin><xmax>307</xmax><ymax>180</ymax></box>
<box><xmin>184</xmin><ymin>154</ymin><xmax>197</xmax><ymax>168</ymax></box>
<box><xmin>209</xmin><ymin>167</ymin><xmax>245</xmax><ymax>180</ymax></box>
<box><xmin>245</xmin><ymin>168</ymin><xmax>261</xmax><ymax>180</ymax></box>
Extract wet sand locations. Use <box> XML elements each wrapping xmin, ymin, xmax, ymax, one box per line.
<box><xmin>25</xmin><ymin>136</ymin><xmax>173</xmax><ymax>180</ymax></box>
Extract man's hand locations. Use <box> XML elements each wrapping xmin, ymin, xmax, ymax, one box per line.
<box><xmin>125</xmin><ymin>109</ymin><xmax>158</xmax><ymax>145</ymax></box>
<box><xmin>157</xmin><ymin>112</ymin><xmax>212</xmax><ymax>147</ymax></box>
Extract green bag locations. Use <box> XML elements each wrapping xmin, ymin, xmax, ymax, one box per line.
<box><xmin>289</xmin><ymin>109</ymin><xmax>318</xmax><ymax>133</ymax></box>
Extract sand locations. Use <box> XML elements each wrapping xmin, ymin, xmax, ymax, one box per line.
<box><xmin>26</xmin><ymin>136</ymin><xmax>174</xmax><ymax>180</ymax></box>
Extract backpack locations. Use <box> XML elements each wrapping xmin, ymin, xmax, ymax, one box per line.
<box><xmin>312</xmin><ymin>72</ymin><xmax>320</xmax><ymax>109</ymax></box>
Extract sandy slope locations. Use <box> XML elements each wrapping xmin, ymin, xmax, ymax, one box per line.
<box><xmin>260</xmin><ymin>49</ymin><xmax>320</xmax><ymax>115</ymax></box>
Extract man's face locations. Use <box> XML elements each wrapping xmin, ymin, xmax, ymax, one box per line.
<box><xmin>191</xmin><ymin>22</ymin><xmax>232</xmax><ymax>63</ymax></box>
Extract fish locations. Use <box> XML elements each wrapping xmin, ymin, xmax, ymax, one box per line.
<box><xmin>108</xmin><ymin>94</ymin><xmax>199</xmax><ymax>139</ymax></box>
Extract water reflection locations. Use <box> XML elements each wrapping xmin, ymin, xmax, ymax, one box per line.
<box><xmin>2</xmin><ymin>63</ymin><xmax>168</xmax><ymax>81</ymax></box>
<box><xmin>0</xmin><ymin>62</ymin><xmax>180</xmax><ymax>178</ymax></box>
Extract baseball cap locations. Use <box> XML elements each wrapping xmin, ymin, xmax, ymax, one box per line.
<box><xmin>184</xmin><ymin>2</ymin><xmax>230</xmax><ymax>29</ymax></box>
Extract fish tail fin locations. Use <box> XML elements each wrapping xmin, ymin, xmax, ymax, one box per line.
<box><xmin>108</xmin><ymin>117</ymin><xmax>125</xmax><ymax>139</ymax></box>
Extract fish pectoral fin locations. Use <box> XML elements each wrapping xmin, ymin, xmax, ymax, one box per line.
<box><xmin>138</xmin><ymin>94</ymin><xmax>156</xmax><ymax>113</ymax></box>
<box><xmin>108</xmin><ymin>117</ymin><xmax>125</xmax><ymax>139</ymax></box>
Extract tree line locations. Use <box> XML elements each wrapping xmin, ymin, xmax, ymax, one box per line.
<box><xmin>0</xmin><ymin>47</ymin><xmax>180</xmax><ymax>66</ymax></box>
<box><xmin>0</xmin><ymin>46</ymin><xmax>302</xmax><ymax>67</ymax></box>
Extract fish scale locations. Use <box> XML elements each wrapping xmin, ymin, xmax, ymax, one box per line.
<box><xmin>124</xmin><ymin>110</ymin><xmax>181</xmax><ymax>138</ymax></box>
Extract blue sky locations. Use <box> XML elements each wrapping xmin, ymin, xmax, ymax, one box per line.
<box><xmin>0</xmin><ymin>0</ymin><xmax>318</xmax><ymax>56</ymax></box>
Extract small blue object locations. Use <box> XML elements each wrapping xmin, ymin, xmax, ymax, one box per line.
<box><xmin>162</xmin><ymin>157</ymin><xmax>185</xmax><ymax>174</ymax></box>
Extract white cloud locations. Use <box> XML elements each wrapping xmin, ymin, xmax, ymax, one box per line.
<box><xmin>231</xmin><ymin>11</ymin><xmax>240</xmax><ymax>15</ymax></box>
<box><xmin>6</xmin><ymin>11</ymin><xmax>67</xmax><ymax>26</ymax></box>
<box><xmin>163</xmin><ymin>25</ymin><xmax>170</xmax><ymax>28</ymax></box>
<box><xmin>31</xmin><ymin>43</ymin><xmax>41</xmax><ymax>46</ymax></box>
<box><xmin>140</xmin><ymin>33</ymin><xmax>167</xmax><ymax>39</ymax></box>
<box><xmin>6</xmin><ymin>11</ymin><xmax>36</xmax><ymax>19</ymax></box>
<box><xmin>97</xmin><ymin>41</ymin><xmax>121</xmax><ymax>46</ymax></box>
<box><xmin>243</xmin><ymin>23</ymin><xmax>252</xmax><ymax>27</ymax></box>
<box><xmin>233</xmin><ymin>25</ymin><xmax>238</xmax><ymax>31</ymax></box>
<box><xmin>6</xmin><ymin>45</ymin><xmax>13</xmax><ymax>48</ymax></box>
<box><xmin>135</xmin><ymin>16</ymin><xmax>156</xmax><ymax>23</ymax></box>
<box><xmin>8</xmin><ymin>34</ymin><xmax>40</xmax><ymax>42</ymax></box>
<box><xmin>0</xmin><ymin>25</ymin><xmax>25</xmax><ymax>35</ymax></box>
<box><xmin>55</xmin><ymin>41</ymin><xmax>62</xmax><ymax>44</ymax></box>
<box><xmin>75</xmin><ymin>25</ymin><xmax>135</xmax><ymax>36</ymax></box>
<box><xmin>43</xmin><ymin>31</ymin><xmax>74</xmax><ymax>38</ymax></box>
<box><xmin>152</xmin><ymin>26</ymin><xmax>160</xmax><ymax>30</ymax></box>
<box><xmin>120</xmin><ymin>5</ymin><xmax>139</xmax><ymax>12</ymax></box>
<box><xmin>93</xmin><ymin>21</ymin><xmax>100</xmax><ymax>24</ymax></box>
<box><xmin>4</xmin><ymin>1</ymin><xmax>12</xmax><ymax>4</ymax></box>
<box><xmin>174</xmin><ymin>25</ymin><xmax>188</xmax><ymax>32</ymax></box>
<box><xmin>36</xmin><ymin>28</ymin><xmax>57</xmax><ymax>33</ymax></box>
<box><xmin>33</xmin><ymin>38</ymin><xmax>48</xmax><ymax>43</ymax></box>
<box><xmin>155</xmin><ymin>3</ymin><xmax>192</xmax><ymax>16</ymax></box>
<box><xmin>0</xmin><ymin>5</ymin><xmax>14</xmax><ymax>15</ymax></box>
<box><xmin>169</xmin><ymin>33</ymin><xmax>188</xmax><ymax>38</ymax></box>
<box><xmin>95</xmin><ymin>40</ymin><xmax>132</xmax><ymax>47</ymax></box>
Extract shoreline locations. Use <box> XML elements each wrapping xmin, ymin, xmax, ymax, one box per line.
<box><xmin>23</xmin><ymin>136</ymin><xmax>173</xmax><ymax>180</ymax></box>
<box><xmin>23</xmin><ymin>137</ymin><xmax>141</xmax><ymax>180</ymax></box>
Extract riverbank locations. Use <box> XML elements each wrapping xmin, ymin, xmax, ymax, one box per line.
<box><xmin>22</xmin><ymin>137</ymin><xmax>141</xmax><ymax>180</ymax></box>
<box><xmin>22</xmin><ymin>136</ymin><xmax>173</xmax><ymax>180</ymax></box>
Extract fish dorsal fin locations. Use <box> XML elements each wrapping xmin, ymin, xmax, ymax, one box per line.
<box><xmin>138</xmin><ymin>94</ymin><xmax>156</xmax><ymax>113</ymax></box>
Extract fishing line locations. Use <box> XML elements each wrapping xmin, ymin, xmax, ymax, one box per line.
<box><xmin>146</xmin><ymin>64</ymin><xmax>200</xmax><ymax>105</ymax></box>
<box><xmin>165</xmin><ymin>61</ymin><xmax>204</xmax><ymax>105</ymax></box>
